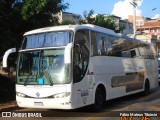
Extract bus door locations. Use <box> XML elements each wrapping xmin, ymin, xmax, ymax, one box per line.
<box><xmin>73</xmin><ymin>30</ymin><xmax>90</xmax><ymax>105</ymax></box>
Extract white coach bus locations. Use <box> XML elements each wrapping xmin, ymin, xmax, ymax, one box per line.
<box><xmin>3</xmin><ymin>24</ymin><xmax>158</xmax><ymax>110</ymax></box>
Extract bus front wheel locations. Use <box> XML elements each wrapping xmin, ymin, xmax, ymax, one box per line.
<box><xmin>92</xmin><ymin>87</ymin><xmax>105</xmax><ymax>111</ymax></box>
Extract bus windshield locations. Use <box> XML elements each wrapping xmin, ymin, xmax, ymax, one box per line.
<box><xmin>22</xmin><ymin>31</ymin><xmax>73</xmax><ymax>49</ymax></box>
<box><xmin>17</xmin><ymin>49</ymin><xmax>71</xmax><ymax>85</ymax></box>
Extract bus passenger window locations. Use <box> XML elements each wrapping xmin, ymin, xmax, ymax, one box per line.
<box><xmin>91</xmin><ymin>31</ymin><xmax>98</xmax><ymax>56</ymax></box>
<box><xmin>121</xmin><ymin>51</ymin><xmax>130</xmax><ymax>57</ymax></box>
<box><xmin>130</xmin><ymin>50</ymin><xmax>136</xmax><ymax>58</ymax></box>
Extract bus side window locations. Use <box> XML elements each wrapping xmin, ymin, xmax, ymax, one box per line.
<box><xmin>121</xmin><ymin>51</ymin><xmax>130</xmax><ymax>57</ymax></box>
<box><xmin>130</xmin><ymin>50</ymin><xmax>136</xmax><ymax>58</ymax></box>
<box><xmin>91</xmin><ymin>31</ymin><xmax>98</xmax><ymax>56</ymax></box>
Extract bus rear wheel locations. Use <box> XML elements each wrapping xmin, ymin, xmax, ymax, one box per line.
<box><xmin>92</xmin><ymin>87</ymin><xmax>105</xmax><ymax>111</ymax></box>
<box><xmin>143</xmin><ymin>80</ymin><xmax>150</xmax><ymax>95</ymax></box>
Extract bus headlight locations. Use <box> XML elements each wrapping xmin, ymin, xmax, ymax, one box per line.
<box><xmin>53</xmin><ymin>92</ymin><xmax>70</xmax><ymax>98</ymax></box>
<box><xmin>16</xmin><ymin>92</ymin><xmax>26</xmax><ymax>97</ymax></box>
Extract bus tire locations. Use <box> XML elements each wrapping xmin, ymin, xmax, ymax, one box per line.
<box><xmin>92</xmin><ymin>87</ymin><xmax>105</xmax><ymax>111</ymax></box>
<box><xmin>143</xmin><ymin>80</ymin><xmax>150</xmax><ymax>95</ymax></box>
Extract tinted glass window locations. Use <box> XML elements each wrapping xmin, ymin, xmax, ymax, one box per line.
<box><xmin>22</xmin><ymin>31</ymin><xmax>73</xmax><ymax>49</ymax></box>
<box><xmin>17</xmin><ymin>49</ymin><xmax>71</xmax><ymax>85</ymax></box>
<box><xmin>91</xmin><ymin>30</ymin><xmax>155</xmax><ymax>59</ymax></box>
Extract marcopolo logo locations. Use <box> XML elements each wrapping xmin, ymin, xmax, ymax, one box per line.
<box><xmin>36</xmin><ymin>92</ymin><xmax>40</xmax><ymax>98</ymax></box>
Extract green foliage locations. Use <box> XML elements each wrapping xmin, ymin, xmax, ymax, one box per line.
<box><xmin>22</xmin><ymin>0</ymin><xmax>48</xmax><ymax>20</ymax></box>
<box><xmin>0</xmin><ymin>0</ymin><xmax>23</xmax><ymax>55</ymax></box>
<box><xmin>22</xmin><ymin>0</ymin><xmax>69</xmax><ymax>21</ymax></box>
<box><xmin>58</xmin><ymin>19</ymin><xmax>75</xmax><ymax>25</ymax></box>
<box><xmin>82</xmin><ymin>10</ymin><xmax>125</xmax><ymax>32</ymax></box>
<box><xmin>83</xmin><ymin>9</ymin><xmax>94</xmax><ymax>19</ymax></box>
<box><xmin>21</xmin><ymin>0</ymin><xmax>69</xmax><ymax>29</ymax></box>
<box><xmin>0</xmin><ymin>0</ymin><xmax>69</xmax><ymax>58</ymax></box>
<box><xmin>82</xmin><ymin>10</ymin><xmax>95</xmax><ymax>24</ymax></box>
<box><xmin>94</xmin><ymin>15</ymin><xmax>117</xmax><ymax>30</ymax></box>
<box><xmin>119</xmin><ymin>23</ymin><xmax>126</xmax><ymax>32</ymax></box>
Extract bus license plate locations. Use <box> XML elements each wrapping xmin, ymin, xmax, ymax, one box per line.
<box><xmin>34</xmin><ymin>102</ymin><xmax>43</xmax><ymax>106</ymax></box>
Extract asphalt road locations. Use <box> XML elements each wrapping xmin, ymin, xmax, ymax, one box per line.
<box><xmin>1</xmin><ymin>86</ymin><xmax>160</xmax><ymax>120</ymax></box>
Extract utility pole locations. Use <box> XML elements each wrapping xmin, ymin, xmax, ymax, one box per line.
<box><xmin>130</xmin><ymin>0</ymin><xmax>137</xmax><ymax>37</ymax></box>
<box><xmin>133</xmin><ymin>0</ymin><xmax>136</xmax><ymax>37</ymax></box>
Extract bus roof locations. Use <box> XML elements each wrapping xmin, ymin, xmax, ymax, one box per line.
<box><xmin>24</xmin><ymin>24</ymin><xmax>121</xmax><ymax>37</ymax></box>
<box><xmin>24</xmin><ymin>24</ymin><xmax>154</xmax><ymax>46</ymax></box>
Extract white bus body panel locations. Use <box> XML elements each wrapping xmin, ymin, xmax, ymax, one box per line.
<box><xmin>88</xmin><ymin>56</ymin><xmax>158</xmax><ymax>100</ymax></box>
<box><xmin>16</xmin><ymin>84</ymin><xmax>73</xmax><ymax>109</ymax></box>
<box><xmin>68</xmin><ymin>56</ymin><xmax>158</xmax><ymax>108</ymax></box>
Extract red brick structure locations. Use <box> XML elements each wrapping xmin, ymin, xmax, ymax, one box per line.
<box><xmin>137</xmin><ymin>20</ymin><xmax>160</xmax><ymax>39</ymax></box>
<box><xmin>128</xmin><ymin>15</ymin><xmax>145</xmax><ymax>27</ymax></box>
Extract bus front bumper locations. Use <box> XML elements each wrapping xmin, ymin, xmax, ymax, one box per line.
<box><xmin>16</xmin><ymin>96</ymin><xmax>73</xmax><ymax>109</ymax></box>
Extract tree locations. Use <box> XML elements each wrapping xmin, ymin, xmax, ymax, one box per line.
<box><xmin>22</xmin><ymin>0</ymin><xmax>69</xmax><ymax>20</ymax></box>
<box><xmin>94</xmin><ymin>15</ymin><xmax>117</xmax><ymax>31</ymax></box>
<box><xmin>119</xmin><ymin>23</ymin><xmax>126</xmax><ymax>33</ymax></box>
<box><xmin>59</xmin><ymin>19</ymin><xmax>75</xmax><ymax>25</ymax></box>
<box><xmin>21</xmin><ymin>0</ymin><xmax>69</xmax><ymax>30</ymax></box>
<box><xmin>82</xmin><ymin>10</ymin><xmax>125</xmax><ymax>32</ymax></box>
<box><xmin>82</xmin><ymin>9</ymin><xmax>95</xmax><ymax>24</ymax></box>
<box><xmin>0</xmin><ymin>0</ymin><xmax>69</xmax><ymax>61</ymax></box>
<box><xmin>0</xmin><ymin>0</ymin><xmax>23</xmax><ymax>56</ymax></box>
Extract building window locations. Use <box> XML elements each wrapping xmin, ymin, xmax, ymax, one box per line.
<box><xmin>153</xmin><ymin>29</ymin><xmax>157</xmax><ymax>33</ymax></box>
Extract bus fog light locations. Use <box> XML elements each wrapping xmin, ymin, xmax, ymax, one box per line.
<box><xmin>53</xmin><ymin>92</ymin><xmax>70</xmax><ymax>98</ymax></box>
<box><xmin>16</xmin><ymin>92</ymin><xmax>26</xmax><ymax>97</ymax></box>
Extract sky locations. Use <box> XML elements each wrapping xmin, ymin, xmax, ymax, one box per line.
<box><xmin>64</xmin><ymin>0</ymin><xmax>160</xmax><ymax>19</ymax></box>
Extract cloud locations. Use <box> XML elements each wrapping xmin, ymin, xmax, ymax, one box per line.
<box><xmin>111</xmin><ymin>0</ymin><xmax>143</xmax><ymax>19</ymax></box>
<box><xmin>152</xmin><ymin>14</ymin><xmax>160</xmax><ymax>19</ymax></box>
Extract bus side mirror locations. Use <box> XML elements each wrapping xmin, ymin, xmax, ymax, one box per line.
<box><xmin>3</xmin><ymin>48</ymin><xmax>16</xmax><ymax>68</ymax></box>
<box><xmin>64</xmin><ymin>43</ymin><xmax>73</xmax><ymax>64</ymax></box>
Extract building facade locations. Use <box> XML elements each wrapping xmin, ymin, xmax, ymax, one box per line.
<box><xmin>128</xmin><ymin>15</ymin><xmax>151</xmax><ymax>27</ymax></box>
<box><xmin>137</xmin><ymin>20</ymin><xmax>160</xmax><ymax>39</ymax></box>
<box><xmin>136</xmin><ymin>19</ymin><xmax>160</xmax><ymax>51</ymax></box>
<box><xmin>54</xmin><ymin>11</ymin><xmax>80</xmax><ymax>24</ymax></box>
<box><xmin>120</xmin><ymin>20</ymin><xmax>133</xmax><ymax>35</ymax></box>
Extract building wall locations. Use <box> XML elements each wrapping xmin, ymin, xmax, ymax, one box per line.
<box><xmin>56</xmin><ymin>11</ymin><xmax>80</xmax><ymax>24</ymax></box>
<box><xmin>121</xmin><ymin>20</ymin><xmax>133</xmax><ymax>35</ymax></box>
<box><xmin>62</xmin><ymin>12</ymin><xmax>80</xmax><ymax>24</ymax></box>
<box><xmin>137</xmin><ymin>20</ymin><xmax>160</xmax><ymax>40</ymax></box>
<box><xmin>128</xmin><ymin>15</ymin><xmax>145</xmax><ymax>27</ymax></box>
<box><xmin>109</xmin><ymin>15</ymin><xmax>133</xmax><ymax>35</ymax></box>
<box><xmin>135</xmin><ymin>34</ymin><xmax>160</xmax><ymax>53</ymax></box>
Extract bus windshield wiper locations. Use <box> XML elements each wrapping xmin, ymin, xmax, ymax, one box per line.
<box><xmin>39</xmin><ymin>50</ymin><xmax>53</xmax><ymax>86</ymax></box>
<box><xmin>24</xmin><ymin>76</ymin><xmax>29</xmax><ymax>86</ymax></box>
<box><xmin>39</xmin><ymin>71</ymin><xmax>53</xmax><ymax>86</ymax></box>
<box><xmin>46</xmin><ymin>73</ymin><xmax>54</xmax><ymax>86</ymax></box>
<box><xmin>24</xmin><ymin>75</ymin><xmax>35</xmax><ymax>86</ymax></box>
